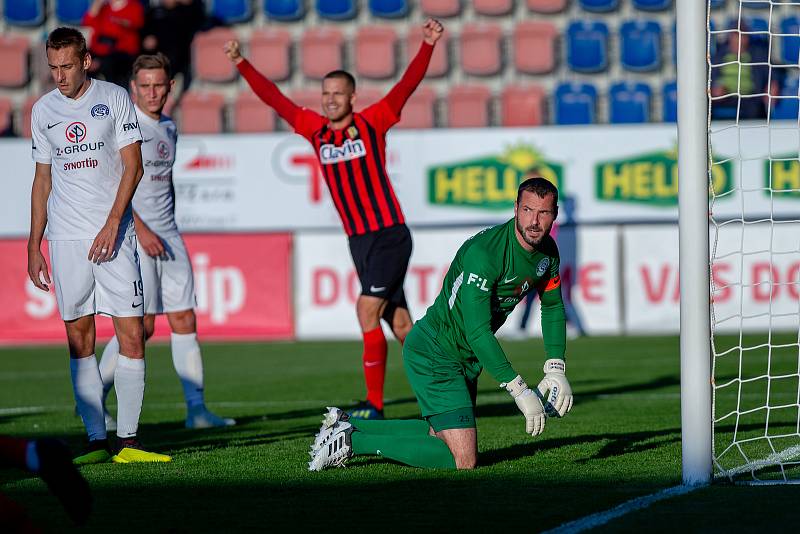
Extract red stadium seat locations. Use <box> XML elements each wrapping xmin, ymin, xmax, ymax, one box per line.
<box><xmin>406</xmin><ymin>26</ymin><xmax>449</xmax><ymax>77</ymax></box>
<box><xmin>447</xmin><ymin>85</ymin><xmax>491</xmax><ymax>127</ymax></box>
<box><xmin>0</xmin><ymin>35</ymin><xmax>29</xmax><ymax>87</ymax></box>
<box><xmin>233</xmin><ymin>91</ymin><xmax>276</xmax><ymax>133</ymax></box>
<box><xmin>354</xmin><ymin>86</ymin><xmax>384</xmax><ymax>111</ymax></box>
<box><xmin>178</xmin><ymin>92</ymin><xmax>226</xmax><ymax>133</ymax></box>
<box><xmin>501</xmin><ymin>85</ymin><xmax>546</xmax><ymax>126</ymax></box>
<box><xmin>514</xmin><ymin>21</ymin><xmax>558</xmax><ymax>74</ymax></box>
<box><xmin>474</xmin><ymin>0</ymin><xmax>514</xmax><ymax>16</ymax></box>
<box><xmin>192</xmin><ymin>27</ymin><xmax>238</xmax><ymax>83</ymax></box>
<box><xmin>420</xmin><ymin>0</ymin><xmax>461</xmax><ymax>17</ymax></box>
<box><xmin>249</xmin><ymin>28</ymin><xmax>292</xmax><ymax>81</ymax></box>
<box><xmin>527</xmin><ymin>0</ymin><xmax>568</xmax><ymax>12</ymax></box>
<box><xmin>460</xmin><ymin>23</ymin><xmax>503</xmax><ymax>76</ymax></box>
<box><xmin>397</xmin><ymin>86</ymin><xmax>437</xmax><ymax>129</ymax></box>
<box><xmin>20</xmin><ymin>95</ymin><xmax>38</xmax><ymax>138</ymax></box>
<box><xmin>0</xmin><ymin>97</ymin><xmax>12</xmax><ymax>134</ymax></box>
<box><xmin>355</xmin><ymin>26</ymin><xmax>397</xmax><ymax>79</ymax></box>
<box><xmin>301</xmin><ymin>27</ymin><xmax>344</xmax><ymax>79</ymax></box>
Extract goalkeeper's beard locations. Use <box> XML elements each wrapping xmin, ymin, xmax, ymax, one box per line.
<box><xmin>516</xmin><ymin>218</ymin><xmax>547</xmax><ymax>247</ymax></box>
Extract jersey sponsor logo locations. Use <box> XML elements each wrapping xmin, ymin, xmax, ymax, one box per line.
<box><xmin>90</xmin><ymin>104</ymin><xmax>110</xmax><ymax>119</ymax></box>
<box><xmin>536</xmin><ymin>258</ymin><xmax>550</xmax><ymax>276</ymax></box>
<box><xmin>157</xmin><ymin>141</ymin><xmax>170</xmax><ymax>159</ymax></box>
<box><xmin>467</xmin><ymin>273</ymin><xmax>490</xmax><ymax>292</ymax></box>
<box><xmin>319</xmin><ymin>139</ymin><xmax>366</xmax><ymax>165</ymax></box>
<box><xmin>122</xmin><ymin>121</ymin><xmax>139</xmax><ymax>132</ymax></box>
<box><xmin>65</xmin><ymin>122</ymin><xmax>87</xmax><ymax>143</ymax></box>
<box><xmin>145</xmin><ymin>159</ymin><xmax>173</xmax><ymax>168</ymax></box>
<box><xmin>63</xmin><ymin>157</ymin><xmax>99</xmax><ymax>171</ymax></box>
<box><xmin>55</xmin><ymin>141</ymin><xmax>105</xmax><ymax>157</ymax></box>
<box><xmin>46</xmin><ymin>121</ymin><xmax>64</xmax><ymax>130</ymax></box>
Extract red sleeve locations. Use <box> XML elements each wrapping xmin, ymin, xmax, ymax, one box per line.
<box><xmin>381</xmin><ymin>42</ymin><xmax>434</xmax><ymax>118</ymax></box>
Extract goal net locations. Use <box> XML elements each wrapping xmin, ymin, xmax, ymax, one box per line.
<box><xmin>707</xmin><ymin>0</ymin><xmax>800</xmax><ymax>484</ymax></box>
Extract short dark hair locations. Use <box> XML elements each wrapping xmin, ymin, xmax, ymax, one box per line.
<box><xmin>517</xmin><ymin>176</ymin><xmax>559</xmax><ymax>206</ymax></box>
<box><xmin>46</xmin><ymin>27</ymin><xmax>88</xmax><ymax>59</ymax></box>
<box><xmin>323</xmin><ymin>70</ymin><xmax>356</xmax><ymax>91</ymax></box>
<box><xmin>132</xmin><ymin>52</ymin><xmax>172</xmax><ymax>79</ymax></box>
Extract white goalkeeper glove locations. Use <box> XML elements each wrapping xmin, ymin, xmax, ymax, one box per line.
<box><xmin>537</xmin><ymin>358</ymin><xmax>573</xmax><ymax>418</ymax></box>
<box><xmin>500</xmin><ymin>375</ymin><xmax>546</xmax><ymax>437</ymax></box>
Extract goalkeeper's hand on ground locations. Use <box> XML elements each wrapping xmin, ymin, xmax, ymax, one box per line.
<box><xmin>500</xmin><ymin>375</ymin><xmax>546</xmax><ymax>437</ymax></box>
<box><xmin>537</xmin><ymin>359</ymin><xmax>573</xmax><ymax>418</ymax></box>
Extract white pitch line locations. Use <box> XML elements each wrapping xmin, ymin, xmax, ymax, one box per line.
<box><xmin>542</xmin><ymin>484</ymin><xmax>700</xmax><ymax>534</ymax></box>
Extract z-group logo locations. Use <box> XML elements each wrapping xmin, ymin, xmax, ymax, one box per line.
<box><xmin>65</xmin><ymin>122</ymin><xmax>87</xmax><ymax>144</ymax></box>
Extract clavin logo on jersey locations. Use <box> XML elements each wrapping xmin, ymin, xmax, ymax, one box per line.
<box><xmin>427</xmin><ymin>144</ymin><xmax>563</xmax><ymax>210</ymax></box>
<box><xmin>65</xmin><ymin>122</ymin><xmax>87</xmax><ymax>144</ymax></box>
<box><xmin>595</xmin><ymin>146</ymin><xmax>733</xmax><ymax>205</ymax></box>
<box><xmin>764</xmin><ymin>154</ymin><xmax>800</xmax><ymax>198</ymax></box>
<box><xmin>319</xmin><ymin>139</ymin><xmax>366</xmax><ymax>165</ymax></box>
<box><xmin>91</xmin><ymin>104</ymin><xmax>110</xmax><ymax>119</ymax></box>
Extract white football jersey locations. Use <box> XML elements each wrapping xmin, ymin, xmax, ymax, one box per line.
<box><xmin>132</xmin><ymin>106</ymin><xmax>178</xmax><ymax>236</ymax></box>
<box><xmin>31</xmin><ymin>79</ymin><xmax>142</xmax><ymax>241</ymax></box>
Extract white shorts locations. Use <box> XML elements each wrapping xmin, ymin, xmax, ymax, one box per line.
<box><xmin>49</xmin><ymin>235</ymin><xmax>144</xmax><ymax>321</ymax></box>
<box><xmin>138</xmin><ymin>233</ymin><xmax>196</xmax><ymax>315</ymax></box>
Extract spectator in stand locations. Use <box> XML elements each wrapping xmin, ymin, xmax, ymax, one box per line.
<box><xmin>82</xmin><ymin>0</ymin><xmax>145</xmax><ymax>88</ymax></box>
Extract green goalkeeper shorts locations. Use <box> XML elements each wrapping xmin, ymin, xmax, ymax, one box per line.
<box><xmin>403</xmin><ymin>318</ymin><xmax>478</xmax><ymax>430</ymax></box>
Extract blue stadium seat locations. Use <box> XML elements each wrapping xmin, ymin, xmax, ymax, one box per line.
<box><xmin>663</xmin><ymin>80</ymin><xmax>677</xmax><ymax>123</ymax></box>
<box><xmin>56</xmin><ymin>0</ymin><xmax>89</xmax><ymax>24</ymax></box>
<box><xmin>554</xmin><ymin>82</ymin><xmax>597</xmax><ymax>125</ymax></box>
<box><xmin>5</xmin><ymin>0</ymin><xmax>45</xmax><ymax>26</ymax></box>
<box><xmin>208</xmin><ymin>0</ymin><xmax>252</xmax><ymax>23</ymax></box>
<box><xmin>742</xmin><ymin>1</ymin><xmax>769</xmax><ymax>8</ymax></box>
<box><xmin>578</xmin><ymin>0</ymin><xmax>618</xmax><ymax>12</ymax></box>
<box><xmin>316</xmin><ymin>0</ymin><xmax>357</xmax><ymax>20</ymax></box>
<box><xmin>264</xmin><ymin>0</ymin><xmax>305</xmax><ymax>20</ymax></box>
<box><xmin>632</xmin><ymin>0</ymin><xmax>671</xmax><ymax>11</ymax></box>
<box><xmin>609</xmin><ymin>82</ymin><xmax>652</xmax><ymax>124</ymax></box>
<box><xmin>773</xmin><ymin>75</ymin><xmax>800</xmax><ymax>120</ymax></box>
<box><xmin>710</xmin><ymin>0</ymin><xmax>726</xmax><ymax>8</ymax></box>
<box><xmin>781</xmin><ymin>17</ymin><xmax>800</xmax><ymax>64</ymax></box>
<box><xmin>620</xmin><ymin>20</ymin><xmax>662</xmax><ymax>72</ymax></box>
<box><xmin>369</xmin><ymin>0</ymin><xmax>409</xmax><ymax>18</ymax></box>
<box><xmin>566</xmin><ymin>21</ymin><xmax>609</xmax><ymax>73</ymax></box>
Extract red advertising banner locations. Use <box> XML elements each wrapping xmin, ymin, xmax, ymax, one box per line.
<box><xmin>0</xmin><ymin>234</ymin><xmax>293</xmax><ymax>345</ymax></box>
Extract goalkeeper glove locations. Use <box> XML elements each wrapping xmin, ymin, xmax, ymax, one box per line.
<box><xmin>537</xmin><ymin>358</ymin><xmax>573</xmax><ymax>418</ymax></box>
<box><xmin>500</xmin><ymin>375</ymin><xmax>546</xmax><ymax>437</ymax></box>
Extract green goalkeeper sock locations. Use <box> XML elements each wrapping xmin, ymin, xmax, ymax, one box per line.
<box><xmin>349</xmin><ymin>418</ymin><xmax>430</xmax><ymax>436</ymax></box>
<box><xmin>351</xmin><ymin>431</ymin><xmax>456</xmax><ymax>469</ymax></box>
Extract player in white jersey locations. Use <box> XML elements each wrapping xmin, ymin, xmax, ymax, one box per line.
<box><xmin>98</xmin><ymin>53</ymin><xmax>235</xmax><ymax>429</ymax></box>
<box><xmin>27</xmin><ymin>27</ymin><xmax>170</xmax><ymax>465</ymax></box>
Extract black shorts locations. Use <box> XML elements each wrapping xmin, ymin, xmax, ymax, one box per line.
<box><xmin>348</xmin><ymin>224</ymin><xmax>412</xmax><ymax>319</ymax></box>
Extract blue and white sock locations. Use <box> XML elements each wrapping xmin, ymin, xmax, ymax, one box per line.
<box><xmin>70</xmin><ymin>355</ymin><xmax>107</xmax><ymax>441</ymax></box>
<box><xmin>114</xmin><ymin>354</ymin><xmax>145</xmax><ymax>439</ymax></box>
<box><xmin>171</xmin><ymin>332</ymin><xmax>205</xmax><ymax>409</ymax></box>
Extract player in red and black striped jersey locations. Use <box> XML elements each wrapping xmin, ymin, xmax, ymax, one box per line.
<box><xmin>224</xmin><ymin>19</ymin><xmax>445</xmax><ymax>419</ymax></box>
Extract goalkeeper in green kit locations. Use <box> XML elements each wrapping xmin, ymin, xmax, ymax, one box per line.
<box><xmin>308</xmin><ymin>177</ymin><xmax>573</xmax><ymax>471</ymax></box>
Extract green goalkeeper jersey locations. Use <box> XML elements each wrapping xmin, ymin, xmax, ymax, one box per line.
<box><xmin>419</xmin><ymin>218</ymin><xmax>566</xmax><ymax>384</ymax></box>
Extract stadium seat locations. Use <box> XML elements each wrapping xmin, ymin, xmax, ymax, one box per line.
<box><xmin>513</xmin><ymin>21</ymin><xmax>558</xmax><ymax>75</ymax></box>
<box><xmin>460</xmin><ymin>23</ymin><xmax>503</xmax><ymax>76</ymax></box>
<box><xmin>369</xmin><ymin>0</ymin><xmax>409</xmax><ymax>18</ymax></box>
<box><xmin>0</xmin><ymin>98</ymin><xmax>12</xmax><ymax>136</ymax></box>
<box><xmin>474</xmin><ymin>0</ymin><xmax>514</xmax><ymax>16</ymax></box>
<box><xmin>5</xmin><ymin>0</ymin><xmax>45</xmax><ymax>26</ymax></box>
<box><xmin>501</xmin><ymin>85</ymin><xmax>545</xmax><ymax>127</ymax></box>
<box><xmin>527</xmin><ymin>0</ymin><xmax>567</xmax><ymax>13</ymax></box>
<box><xmin>290</xmin><ymin>89</ymin><xmax>322</xmax><ymax>114</ymax></box>
<box><xmin>264</xmin><ymin>0</ymin><xmax>305</xmax><ymax>20</ymax></box>
<box><xmin>609</xmin><ymin>81</ymin><xmax>652</xmax><ymax>124</ymax></box>
<box><xmin>55</xmin><ymin>0</ymin><xmax>89</xmax><ymax>24</ymax></box>
<box><xmin>233</xmin><ymin>92</ymin><xmax>276</xmax><ymax>132</ymax></box>
<box><xmin>578</xmin><ymin>0</ymin><xmax>618</xmax><ymax>13</ymax></box>
<box><xmin>316</xmin><ymin>0</ymin><xmax>357</xmax><ymax>20</ymax></box>
<box><xmin>301</xmin><ymin>28</ymin><xmax>344</xmax><ymax>79</ymax></box>
<box><xmin>0</xmin><ymin>35</ymin><xmax>30</xmax><ymax>88</ymax></box>
<box><xmin>620</xmin><ymin>20</ymin><xmax>662</xmax><ymax>72</ymax></box>
<box><xmin>249</xmin><ymin>29</ymin><xmax>292</xmax><ymax>82</ymax></box>
<box><xmin>178</xmin><ymin>92</ymin><xmax>226</xmax><ymax>134</ymax></box>
<box><xmin>663</xmin><ymin>80</ymin><xmax>677</xmax><ymax>123</ymax></box>
<box><xmin>397</xmin><ymin>86</ymin><xmax>437</xmax><ymax>129</ymax></box>
<box><xmin>355</xmin><ymin>26</ymin><xmax>397</xmax><ymax>80</ymax></box>
<box><xmin>208</xmin><ymin>0</ymin><xmax>252</xmax><ymax>23</ymax></box>
<box><xmin>772</xmin><ymin>76</ymin><xmax>800</xmax><ymax>120</ymax></box>
<box><xmin>710</xmin><ymin>0</ymin><xmax>726</xmax><ymax>8</ymax></box>
<box><xmin>554</xmin><ymin>82</ymin><xmax>597</xmax><ymax>125</ymax></box>
<box><xmin>20</xmin><ymin>96</ymin><xmax>38</xmax><ymax>137</ymax></box>
<box><xmin>354</xmin><ymin>87</ymin><xmax>383</xmax><ymax>111</ymax></box>
<box><xmin>742</xmin><ymin>1</ymin><xmax>769</xmax><ymax>8</ymax></box>
<box><xmin>447</xmin><ymin>85</ymin><xmax>491</xmax><ymax>128</ymax></box>
<box><xmin>420</xmin><ymin>0</ymin><xmax>461</xmax><ymax>17</ymax></box>
<box><xmin>632</xmin><ymin>0</ymin><xmax>671</xmax><ymax>11</ymax></box>
<box><xmin>406</xmin><ymin>27</ymin><xmax>449</xmax><ymax>77</ymax></box>
<box><xmin>192</xmin><ymin>28</ymin><xmax>238</xmax><ymax>83</ymax></box>
<box><xmin>566</xmin><ymin>21</ymin><xmax>609</xmax><ymax>73</ymax></box>
<box><xmin>781</xmin><ymin>17</ymin><xmax>800</xmax><ymax>65</ymax></box>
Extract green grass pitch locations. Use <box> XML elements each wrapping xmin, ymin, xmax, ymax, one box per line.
<box><xmin>0</xmin><ymin>335</ymin><xmax>797</xmax><ymax>532</ymax></box>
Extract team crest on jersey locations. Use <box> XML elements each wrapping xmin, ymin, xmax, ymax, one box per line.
<box><xmin>536</xmin><ymin>258</ymin><xmax>550</xmax><ymax>277</ymax></box>
<box><xmin>65</xmin><ymin>122</ymin><xmax>87</xmax><ymax>143</ymax></box>
<box><xmin>157</xmin><ymin>141</ymin><xmax>170</xmax><ymax>159</ymax></box>
<box><xmin>91</xmin><ymin>104</ymin><xmax>110</xmax><ymax>119</ymax></box>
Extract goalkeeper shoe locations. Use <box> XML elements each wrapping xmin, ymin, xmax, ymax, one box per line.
<box><xmin>111</xmin><ymin>438</ymin><xmax>172</xmax><ymax>463</ymax></box>
<box><xmin>185</xmin><ymin>405</ymin><xmax>237</xmax><ymax>429</ymax></box>
<box><xmin>310</xmin><ymin>407</ymin><xmax>350</xmax><ymax>457</ymax></box>
<box><xmin>35</xmin><ymin>439</ymin><xmax>92</xmax><ymax>525</ymax></box>
<box><xmin>308</xmin><ymin>421</ymin><xmax>353</xmax><ymax>472</ymax></box>
<box><xmin>348</xmin><ymin>400</ymin><xmax>384</xmax><ymax>420</ymax></box>
<box><xmin>73</xmin><ymin>439</ymin><xmax>112</xmax><ymax>466</ymax></box>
